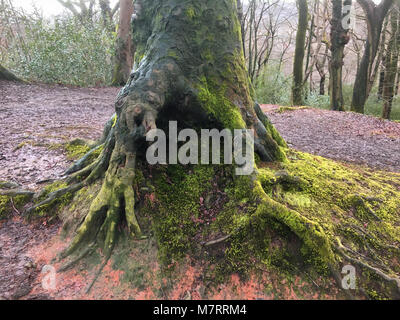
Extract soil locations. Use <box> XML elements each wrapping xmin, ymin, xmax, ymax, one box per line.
<box><xmin>0</xmin><ymin>81</ymin><xmax>398</xmax><ymax>300</ymax></box>
<box><xmin>261</xmin><ymin>104</ymin><xmax>400</xmax><ymax>173</ymax></box>
<box><xmin>0</xmin><ymin>80</ymin><xmax>119</xmax><ymax>190</ymax></box>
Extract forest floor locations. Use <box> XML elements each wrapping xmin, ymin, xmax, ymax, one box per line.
<box><xmin>0</xmin><ymin>81</ymin><xmax>399</xmax><ymax>300</ymax></box>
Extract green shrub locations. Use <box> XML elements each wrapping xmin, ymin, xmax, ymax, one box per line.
<box><xmin>305</xmin><ymin>91</ymin><xmax>330</xmax><ymax>110</ymax></box>
<box><xmin>343</xmin><ymin>84</ymin><xmax>400</xmax><ymax>121</ymax></box>
<box><xmin>5</xmin><ymin>13</ymin><xmax>116</xmax><ymax>87</ymax></box>
<box><xmin>255</xmin><ymin>64</ymin><xmax>292</xmax><ymax>106</ymax></box>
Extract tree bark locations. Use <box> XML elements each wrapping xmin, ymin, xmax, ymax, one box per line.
<box><xmin>382</xmin><ymin>6</ymin><xmax>399</xmax><ymax>119</ymax></box>
<box><xmin>0</xmin><ymin>64</ymin><xmax>20</xmax><ymax>81</ymax></box>
<box><xmin>329</xmin><ymin>0</ymin><xmax>352</xmax><ymax>111</ymax></box>
<box><xmin>351</xmin><ymin>0</ymin><xmax>394</xmax><ymax>113</ymax></box>
<box><xmin>292</xmin><ymin>0</ymin><xmax>308</xmax><ymax>106</ymax></box>
<box><xmin>111</xmin><ymin>0</ymin><xmax>134</xmax><ymax>86</ymax></box>
<box><xmin>52</xmin><ymin>0</ymin><xmax>286</xmax><ymax>261</ymax></box>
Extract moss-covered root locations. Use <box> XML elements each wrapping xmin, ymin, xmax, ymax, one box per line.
<box><xmin>65</xmin><ymin>114</ymin><xmax>117</xmax><ymax>176</ymax></box>
<box><xmin>60</xmin><ymin>165</ymin><xmax>142</xmax><ymax>260</ymax></box>
<box><xmin>253</xmin><ymin>180</ymin><xmax>336</xmax><ymax>265</ymax></box>
<box><xmin>0</xmin><ymin>188</ymin><xmax>34</xmax><ymax>219</ymax></box>
<box><xmin>335</xmin><ymin>238</ymin><xmax>400</xmax><ymax>296</ymax></box>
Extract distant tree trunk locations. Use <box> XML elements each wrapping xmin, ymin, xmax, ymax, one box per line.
<box><xmin>351</xmin><ymin>0</ymin><xmax>394</xmax><ymax>113</ymax></box>
<box><xmin>292</xmin><ymin>0</ymin><xmax>308</xmax><ymax>106</ymax></box>
<box><xmin>112</xmin><ymin>0</ymin><xmax>134</xmax><ymax>86</ymax></box>
<box><xmin>396</xmin><ymin>66</ymin><xmax>400</xmax><ymax>95</ymax></box>
<box><xmin>378</xmin><ymin>56</ymin><xmax>386</xmax><ymax>100</ymax></box>
<box><xmin>0</xmin><ymin>64</ymin><xmax>20</xmax><ymax>81</ymax></box>
<box><xmin>382</xmin><ymin>6</ymin><xmax>399</xmax><ymax>119</ymax></box>
<box><xmin>329</xmin><ymin>0</ymin><xmax>352</xmax><ymax>111</ymax></box>
<box><xmin>237</xmin><ymin>0</ymin><xmax>245</xmax><ymax>56</ymax></box>
<box><xmin>320</xmin><ymin>73</ymin><xmax>326</xmax><ymax>95</ymax></box>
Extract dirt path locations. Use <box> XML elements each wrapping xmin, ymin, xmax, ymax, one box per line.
<box><xmin>0</xmin><ymin>80</ymin><xmax>119</xmax><ymax>190</ymax></box>
<box><xmin>262</xmin><ymin>105</ymin><xmax>400</xmax><ymax>173</ymax></box>
<box><xmin>0</xmin><ymin>80</ymin><xmax>118</xmax><ymax>300</ymax></box>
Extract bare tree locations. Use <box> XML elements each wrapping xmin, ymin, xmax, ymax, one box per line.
<box><xmin>382</xmin><ymin>5</ymin><xmax>400</xmax><ymax>119</ymax></box>
<box><xmin>329</xmin><ymin>0</ymin><xmax>353</xmax><ymax>111</ymax></box>
<box><xmin>241</xmin><ymin>0</ymin><xmax>295</xmax><ymax>83</ymax></box>
<box><xmin>111</xmin><ymin>0</ymin><xmax>134</xmax><ymax>86</ymax></box>
<box><xmin>351</xmin><ymin>0</ymin><xmax>394</xmax><ymax>113</ymax></box>
<box><xmin>292</xmin><ymin>0</ymin><xmax>308</xmax><ymax>106</ymax></box>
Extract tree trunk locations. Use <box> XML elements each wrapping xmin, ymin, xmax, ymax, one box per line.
<box><xmin>329</xmin><ymin>0</ymin><xmax>352</xmax><ymax>111</ymax></box>
<box><xmin>351</xmin><ymin>0</ymin><xmax>394</xmax><ymax>113</ymax></box>
<box><xmin>378</xmin><ymin>56</ymin><xmax>386</xmax><ymax>101</ymax></box>
<box><xmin>111</xmin><ymin>0</ymin><xmax>134</xmax><ymax>86</ymax></box>
<box><xmin>382</xmin><ymin>6</ymin><xmax>399</xmax><ymax>119</ymax></box>
<box><xmin>0</xmin><ymin>64</ymin><xmax>20</xmax><ymax>81</ymax></box>
<box><xmin>48</xmin><ymin>0</ymin><xmax>286</xmax><ymax>263</ymax></box>
<box><xmin>292</xmin><ymin>0</ymin><xmax>308</xmax><ymax>106</ymax></box>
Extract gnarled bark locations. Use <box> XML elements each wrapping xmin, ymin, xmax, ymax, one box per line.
<box><xmin>28</xmin><ymin>1</ymin><xmax>400</xmax><ymax>298</ymax></box>
<box><xmin>46</xmin><ymin>0</ymin><xmax>286</xmax><ymax>264</ymax></box>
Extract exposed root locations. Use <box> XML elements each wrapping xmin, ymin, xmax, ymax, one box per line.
<box><xmin>65</xmin><ymin>144</ymin><xmax>105</xmax><ymax>176</ymax></box>
<box><xmin>26</xmin><ymin>182</ymin><xmax>85</xmax><ymax>216</ymax></box>
<box><xmin>253</xmin><ymin>180</ymin><xmax>336</xmax><ymax>265</ymax></box>
<box><xmin>335</xmin><ymin>239</ymin><xmax>400</xmax><ymax>295</ymax></box>
<box><xmin>10</xmin><ymin>198</ymin><xmax>21</xmax><ymax>216</ymax></box>
<box><xmin>0</xmin><ymin>189</ymin><xmax>35</xmax><ymax>198</ymax></box>
<box><xmin>58</xmin><ymin>243</ymin><xmax>96</xmax><ymax>272</ymax></box>
<box><xmin>85</xmin><ymin>254</ymin><xmax>112</xmax><ymax>294</ymax></box>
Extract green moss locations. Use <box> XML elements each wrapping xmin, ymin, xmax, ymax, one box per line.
<box><xmin>261</xmin><ymin>150</ymin><xmax>400</xmax><ymax>281</ymax></box>
<box><xmin>0</xmin><ymin>194</ymin><xmax>32</xmax><ymax>220</ymax></box>
<box><xmin>186</xmin><ymin>6</ymin><xmax>196</xmax><ymax>20</ymax></box>
<box><xmin>65</xmin><ymin>139</ymin><xmax>91</xmax><ymax>160</ymax></box>
<box><xmin>277</xmin><ymin>106</ymin><xmax>308</xmax><ymax>113</ymax></box>
<box><xmin>0</xmin><ymin>195</ymin><xmax>10</xmax><ymax>220</ymax></box>
<box><xmin>197</xmin><ymin>77</ymin><xmax>246</xmax><ymax>130</ymax></box>
<box><xmin>150</xmin><ymin>165</ymin><xmax>215</xmax><ymax>266</ymax></box>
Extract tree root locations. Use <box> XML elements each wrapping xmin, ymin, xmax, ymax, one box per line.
<box><xmin>335</xmin><ymin>238</ymin><xmax>400</xmax><ymax>296</ymax></box>
<box><xmin>253</xmin><ymin>180</ymin><xmax>336</xmax><ymax>264</ymax></box>
<box><xmin>26</xmin><ymin>182</ymin><xmax>85</xmax><ymax>216</ymax></box>
<box><xmin>58</xmin><ymin>243</ymin><xmax>96</xmax><ymax>272</ymax></box>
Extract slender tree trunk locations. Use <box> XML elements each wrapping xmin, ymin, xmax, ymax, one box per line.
<box><xmin>112</xmin><ymin>0</ymin><xmax>134</xmax><ymax>86</ymax></box>
<box><xmin>378</xmin><ymin>56</ymin><xmax>386</xmax><ymax>100</ymax></box>
<box><xmin>329</xmin><ymin>0</ymin><xmax>352</xmax><ymax>111</ymax></box>
<box><xmin>292</xmin><ymin>0</ymin><xmax>308</xmax><ymax>106</ymax></box>
<box><xmin>351</xmin><ymin>0</ymin><xmax>394</xmax><ymax>113</ymax></box>
<box><xmin>382</xmin><ymin>6</ymin><xmax>399</xmax><ymax>119</ymax></box>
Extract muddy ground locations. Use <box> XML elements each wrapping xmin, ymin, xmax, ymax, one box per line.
<box><xmin>1</xmin><ymin>81</ymin><xmax>399</xmax><ymax>300</ymax></box>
